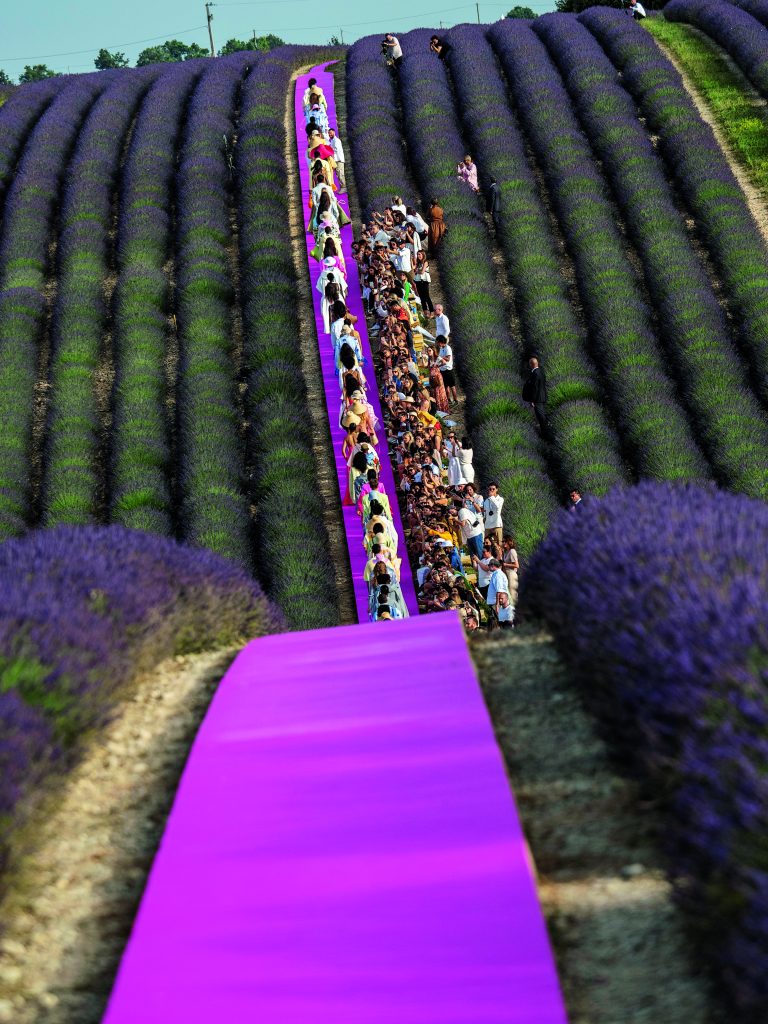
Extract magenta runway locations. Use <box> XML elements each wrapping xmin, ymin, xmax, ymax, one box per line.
<box><xmin>295</xmin><ymin>64</ymin><xmax>418</xmax><ymax>621</ymax></box>
<box><xmin>101</xmin><ymin>612</ymin><xmax>567</xmax><ymax>1023</ymax></box>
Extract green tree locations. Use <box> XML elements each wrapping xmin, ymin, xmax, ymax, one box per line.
<box><xmin>0</xmin><ymin>70</ymin><xmax>12</xmax><ymax>86</ymax></box>
<box><xmin>19</xmin><ymin>64</ymin><xmax>57</xmax><ymax>82</ymax></box>
<box><xmin>94</xmin><ymin>48</ymin><xmax>129</xmax><ymax>69</ymax></box>
<box><xmin>136</xmin><ymin>39</ymin><xmax>209</xmax><ymax>66</ymax></box>
<box><xmin>506</xmin><ymin>5</ymin><xmax>538</xmax><ymax>16</ymax></box>
<box><xmin>218</xmin><ymin>34</ymin><xmax>284</xmax><ymax>55</ymax></box>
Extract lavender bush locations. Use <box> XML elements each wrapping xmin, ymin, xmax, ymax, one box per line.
<box><xmin>110</xmin><ymin>63</ymin><xmax>203</xmax><ymax>537</ymax></box>
<box><xmin>728</xmin><ymin>0</ymin><xmax>768</xmax><ymax>32</ymax></box>
<box><xmin>0</xmin><ymin>75</ymin><xmax>106</xmax><ymax>541</ymax></box>
<box><xmin>0</xmin><ymin>77</ymin><xmax>61</xmax><ymax>207</ymax></box>
<box><xmin>487</xmin><ymin>19</ymin><xmax>707</xmax><ymax>484</ymax></box>
<box><xmin>522</xmin><ymin>480</ymin><xmax>768</xmax><ymax>1018</ymax></box>
<box><xmin>347</xmin><ymin>33</ymin><xmax>559</xmax><ymax>553</ymax></box>
<box><xmin>175</xmin><ymin>55</ymin><xmax>252</xmax><ymax>569</ymax></box>
<box><xmin>41</xmin><ymin>69</ymin><xmax>157</xmax><ymax>527</ymax></box>
<box><xmin>0</xmin><ymin>523</ymin><xmax>281</xmax><ymax>867</ymax></box>
<box><xmin>665</xmin><ymin>0</ymin><xmax>768</xmax><ymax>99</ymax></box>
<box><xmin>583</xmin><ymin>7</ymin><xmax>768</xmax><ymax>407</ymax></box>
<box><xmin>533</xmin><ymin>13</ymin><xmax>768</xmax><ymax>499</ymax></box>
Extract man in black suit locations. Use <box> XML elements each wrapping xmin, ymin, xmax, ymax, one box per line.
<box><xmin>522</xmin><ymin>356</ymin><xmax>548</xmax><ymax>436</ymax></box>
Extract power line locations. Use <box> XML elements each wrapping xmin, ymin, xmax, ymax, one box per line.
<box><xmin>269</xmin><ymin>4</ymin><xmax>474</xmax><ymax>33</ymax></box>
<box><xmin>0</xmin><ymin>24</ymin><xmax>207</xmax><ymax>63</ymax></box>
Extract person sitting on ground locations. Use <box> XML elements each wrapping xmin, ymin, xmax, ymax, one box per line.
<box><xmin>628</xmin><ymin>0</ymin><xmax>646</xmax><ymax>17</ymax></box>
<box><xmin>457</xmin><ymin>154</ymin><xmax>480</xmax><ymax>193</ymax></box>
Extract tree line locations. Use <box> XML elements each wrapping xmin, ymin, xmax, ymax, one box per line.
<box><xmin>0</xmin><ymin>35</ymin><xmax>285</xmax><ymax>85</ymax></box>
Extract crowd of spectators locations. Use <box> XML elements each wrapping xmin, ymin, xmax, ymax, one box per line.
<box><xmin>352</xmin><ymin>198</ymin><xmax>520</xmax><ymax>629</ymax></box>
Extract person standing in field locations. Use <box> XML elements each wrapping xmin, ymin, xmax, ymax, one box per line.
<box><xmin>487</xmin><ymin>176</ymin><xmax>501</xmax><ymax>227</ymax></box>
<box><xmin>413</xmin><ymin>251</ymin><xmax>434</xmax><ymax>313</ymax></box>
<box><xmin>428</xmin><ymin>198</ymin><xmax>446</xmax><ymax>253</ymax></box>
<box><xmin>522</xmin><ymin>355</ymin><xmax>548</xmax><ymax>436</ymax></box>
<box><xmin>383</xmin><ymin>34</ymin><xmax>403</xmax><ymax>67</ymax></box>
<box><xmin>457</xmin><ymin>155</ymin><xmax>480</xmax><ymax>193</ymax></box>
<box><xmin>327</xmin><ymin>127</ymin><xmax>346</xmax><ymax>193</ymax></box>
<box><xmin>429</xmin><ymin>35</ymin><xmax>452</xmax><ymax>60</ymax></box>
<box><xmin>483</xmin><ymin>482</ymin><xmax>504</xmax><ymax>546</ymax></box>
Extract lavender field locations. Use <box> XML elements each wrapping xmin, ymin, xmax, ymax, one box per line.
<box><xmin>3</xmin><ymin>8</ymin><xmax>768</xmax><ymax>1017</ymax></box>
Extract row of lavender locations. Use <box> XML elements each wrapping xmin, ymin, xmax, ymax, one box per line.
<box><xmin>175</xmin><ymin>56</ymin><xmax>252</xmax><ymax>569</ymax></box>
<box><xmin>0</xmin><ymin>73</ymin><xmax>106</xmax><ymax>536</ymax></box>
<box><xmin>0</xmin><ymin>50</ymin><xmax>340</xmax><ymax>628</ymax></box>
<box><xmin>523</xmin><ymin>481</ymin><xmax>768</xmax><ymax>1018</ymax></box>
<box><xmin>42</xmin><ymin>68</ymin><xmax>156</xmax><ymax>526</ymax></box>
<box><xmin>0</xmin><ymin>525</ymin><xmax>282</xmax><ymax>873</ymax></box>
<box><xmin>110</xmin><ymin>62</ymin><xmax>202</xmax><ymax>537</ymax></box>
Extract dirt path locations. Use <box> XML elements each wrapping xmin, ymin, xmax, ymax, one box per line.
<box><xmin>284</xmin><ymin>66</ymin><xmax>356</xmax><ymax>625</ymax></box>
<box><xmin>472</xmin><ymin>627</ymin><xmax>719</xmax><ymax>1024</ymax></box>
<box><xmin>650</xmin><ymin>27</ymin><xmax>768</xmax><ymax>247</ymax></box>
<box><xmin>0</xmin><ymin>649</ymin><xmax>237</xmax><ymax>1024</ymax></box>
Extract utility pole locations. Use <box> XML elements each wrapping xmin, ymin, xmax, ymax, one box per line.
<box><xmin>205</xmin><ymin>2</ymin><xmax>216</xmax><ymax>57</ymax></box>
<box><xmin>340</xmin><ymin>27</ymin><xmax>345</xmax><ymax>44</ymax></box>
<box><xmin>252</xmin><ymin>29</ymin><xmax>257</xmax><ymax>46</ymax></box>
<box><xmin>476</xmin><ymin>2</ymin><xmax>481</xmax><ymax>23</ymax></box>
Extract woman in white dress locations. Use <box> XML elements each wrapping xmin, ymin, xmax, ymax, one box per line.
<box><xmin>443</xmin><ymin>432</ymin><xmax>466</xmax><ymax>487</ymax></box>
<box><xmin>458</xmin><ymin>435</ymin><xmax>475</xmax><ymax>484</ymax></box>
<box><xmin>317</xmin><ymin>259</ymin><xmax>348</xmax><ymax>333</ymax></box>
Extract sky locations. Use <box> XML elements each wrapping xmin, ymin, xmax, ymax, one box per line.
<box><xmin>0</xmin><ymin>0</ymin><xmax>556</xmax><ymax>78</ymax></box>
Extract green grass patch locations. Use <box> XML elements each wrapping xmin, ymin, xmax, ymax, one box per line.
<box><xmin>646</xmin><ymin>18</ymin><xmax>768</xmax><ymax>199</ymax></box>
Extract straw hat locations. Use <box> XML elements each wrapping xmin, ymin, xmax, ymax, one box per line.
<box><xmin>351</xmin><ymin>400</ymin><xmax>367</xmax><ymax>416</ymax></box>
<box><xmin>341</xmin><ymin>409</ymin><xmax>361</xmax><ymax>428</ymax></box>
<box><xmin>322</xmin><ymin>256</ymin><xmax>337</xmax><ymax>268</ymax></box>
<box><xmin>307</xmin><ymin>130</ymin><xmax>326</xmax><ymax>150</ymax></box>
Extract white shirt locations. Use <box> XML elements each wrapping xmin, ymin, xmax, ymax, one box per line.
<box><xmin>438</xmin><ymin>343</ymin><xmax>453</xmax><ymax>371</ymax></box>
<box><xmin>497</xmin><ymin>602</ymin><xmax>514</xmax><ymax>623</ymax></box>
<box><xmin>483</xmin><ymin>494</ymin><xmax>504</xmax><ymax>530</ymax></box>
<box><xmin>458</xmin><ymin>507</ymin><xmax>484</xmax><ymax>540</ymax></box>
<box><xmin>398</xmin><ymin>247</ymin><xmax>412</xmax><ymax>273</ymax></box>
<box><xmin>487</xmin><ymin>568</ymin><xmax>509</xmax><ymax>606</ymax></box>
<box><xmin>434</xmin><ymin>312</ymin><xmax>450</xmax><ymax>338</ymax></box>
<box><xmin>407</xmin><ymin>212</ymin><xmax>427</xmax><ymax>233</ymax></box>
<box><xmin>329</xmin><ymin>135</ymin><xmax>345</xmax><ymax>163</ymax></box>
<box><xmin>476</xmin><ymin>557</ymin><xmax>493</xmax><ymax>588</ymax></box>
<box><xmin>632</xmin><ymin>1</ymin><xmax>646</xmax><ymax>14</ymax></box>
<box><xmin>373</xmin><ymin>228</ymin><xmax>390</xmax><ymax>247</ymax></box>
<box><xmin>388</xmin><ymin>36</ymin><xmax>403</xmax><ymax>59</ymax></box>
